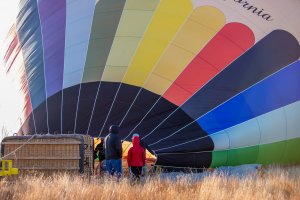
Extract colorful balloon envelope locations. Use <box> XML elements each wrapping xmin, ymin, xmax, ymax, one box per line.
<box><xmin>1</xmin><ymin>0</ymin><xmax>300</xmax><ymax>169</ymax></box>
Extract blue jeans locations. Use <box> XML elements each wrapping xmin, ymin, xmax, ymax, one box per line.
<box><xmin>106</xmin><ymin>159</ymin><xmax>122</xmax><ymax>176</ymax></box>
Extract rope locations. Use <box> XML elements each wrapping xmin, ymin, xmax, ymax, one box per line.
<box><xmin>122</xmin><ymin>95</ymin><xmax>161</xmax><ymax>141</ymax></box>
<box><xmin>149</xmin><ymin>120</ymin><xmax>194</xmax><ymax>147</ymax></box>
<box><xmin>153</xmin><ymin>134</ymin><xmax>295</xmax><ymax>155</ymax></box>
<box><xmin>61</xmin><ymin>89</ymin><xmax>64</xmax><ymax>134</ymax></box>
<box><xmin>123</xmin><ymin>14</ymin><xmax>228</xmax><ymax>141</ymax></box>
<box><xmin>73</xmin><ymin>83</ymin><xmax>83</xmax><ymax>134</ymax></box>
<box><xmin>98</xmin><ymin>83</ymin><xmax>122</xmax><ymax>137</ymax></box>
<box><xmin>94</xmin><ymin>4</ymin><xmax>135</xmax><ymax>137</ymax></box>
<box><xmin>119</xmin><ymin>11</ymin><xmax>197</xmax><ymax>140</ymax></box>
<box><xmin>37</xmin><ymin>5</ymin><xmax>50</xmax><ymax>134</ymax></box>
<box><xmin>153</xmin><ymin>164</ymin><xmax>207</xmax><ymax>171</ymax></box>
<box><xmin>156</xmin><ymin>150</ymin><xmax>211</xmax><ymax>155</ymax></box>
<box><xmin>141</xmin><ymin>107</ymin><xmax>178</xmax><ymax>140</ymax></box>
<box><xmin>72</xmin><ymin>2</ymin><xmax>97</xmax><ymax>135</ymax></box>
<box><xmin>0</xmin><ymin>134</ymin><xmax>35</xmax><ymax>160</ymax></box>
<box><xmin>118</xmin><ymin>88</ymin><xmax>142</xmax><ymax>127</ymax></box>
<box><xmin>147</xmin><ymin>54</ymin><xmax>297</xmax><ymax>150</ymax></box>
<box><xmin>87</xmin><ymin>81</ymin><xmax>103</xmax><ymax>135</ymax></box>
<box><xmin>96</xmin><ymin>4</ymin><xmax>161</xmax><ymax>135</ymax></box>
<box><xmin>151</xmin><ymin>127</ymin><xmax>218</xmax><ymax>152</ymax></box>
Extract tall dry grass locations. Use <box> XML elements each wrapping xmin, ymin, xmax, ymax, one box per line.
<box><xmin>0</xmin><ymin>165</ymin><xmax>300</xmax><ymax>200</ymax></box>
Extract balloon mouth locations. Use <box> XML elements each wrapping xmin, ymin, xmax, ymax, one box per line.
<box><xmin>19</xmin><ymin>81</ymin><xmax>207</xmax><ymax>139</ymax></box>
<box><xmin>94</xmin><ymin>137</ymin><xmax>157</xmax><ymax>168</ymax></box>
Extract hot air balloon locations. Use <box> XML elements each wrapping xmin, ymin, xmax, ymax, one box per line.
<box><xmin>1</xmin><ymin>0</ymin><xmax>300</xmax><ymax>169</ymax></box>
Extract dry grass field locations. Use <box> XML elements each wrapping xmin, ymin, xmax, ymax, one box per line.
<box><xmin>0</xmin><ymin>165</ymin><xmax>300</xmax><ymax>200</ymax></box>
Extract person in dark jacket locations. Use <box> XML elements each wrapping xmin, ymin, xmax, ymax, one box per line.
<box><xmin>104</xmin><ymin>125</ymin><xmax>123</xmax><ymax>177</ymax></box>
<box><xmin>94</xmin><ymin>138</ymin><xmax>105</xmax><ymax>175</ymax></box>
<box><xmin>127</xmin><ymin>134</ymin><xmax>146</xmax><ymax>182</ymax></box>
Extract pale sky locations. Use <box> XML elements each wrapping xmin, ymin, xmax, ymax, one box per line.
<box><xmin>0</xmin><ymin>0</ymin><xmax>19</xmax><ymax>139</ymax></box>
<box><xmin>0</xmin><ymin>0</ymin><xmax>19</xmax><ymax>49</ymax></box>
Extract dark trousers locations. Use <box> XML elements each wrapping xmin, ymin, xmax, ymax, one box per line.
<box><xmin>106</xmin><ymin>159</ymin><xmax>122</xmax><ymax>176</ymax></box>
<box><xmin>130</xmin><ymin>166</ymin><xmax>142</xmax><ymax>181</ymax></box>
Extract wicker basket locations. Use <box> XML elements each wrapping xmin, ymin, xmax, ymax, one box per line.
<box><xmin>82</xmin><ymin>135</ymin><xmax>94</xmax><ymax>175</ymax></box>
<box><xmin>1</xmin><ymin>134</ymin><xmax>94</xmax><ymax>176</ymax></box>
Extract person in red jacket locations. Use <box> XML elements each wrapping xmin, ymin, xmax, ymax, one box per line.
<box><xmin>127</xmin><ymin>134</ymin><xmax>146</xmax><ymax>182</ymax></box>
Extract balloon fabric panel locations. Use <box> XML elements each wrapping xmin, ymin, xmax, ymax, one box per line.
<box><xmin>75</xmin><ymin>0</ymin><xmax>126</xmax><ymax>134</ymax></box>
<box><xmin>38</xmin><ymin>0</ymin><xmax>66</xmax><ymax>133</ymax></box>
<box><xmin>164</xmin><ymin>22</ymin><xmax>255</xmax><ymax>106</ymax></box>
<box><xmin>82</xmin><ymin>0</ymin><xmax>126</xmax><ymax>83</ymax></box>
<box><xmin>61</xmin><ymin>0</ymin><xmax>96</xmax><ymax>134</ymax></box>
<box><xmin>143</xmin><ymin>6</ymin><xmax>225</xmax><ymax>95</ymax></box>
<box><xmin>85</xmin><ymin>0</ymin><xmax>193</xmax><ymax>135</ymax></box>
<box><xmin>16</xmin><ymin>0</ymin><xmax>46</xmax><ymax>110</ymax></box>
<box><xmin>146</xmin><ymin>30</ymin><xmax>299</xmax><ymax>152</ymax></box>
<box><xmin>181</xmin><ymin>30</ymin><xmax>300</xmax><ymax>120</ymax></box>
<box><xmin>1</xmin><ymin>0</ymin><xmax>300</xmax><ymax>169</ymax></box>
<box><xmin>210</xmin><ymin>96</ymin><xmax>300</xmax><ymax>167</ymax></box>
<box><xmin>102</xmin><ymin>0</ymin><xmax>159</xmax><ymax>82</ymax></box>
<box><xmin>120</xmin><ymin>22</ymin><xmax>255</xmax><ymax>146</ymax></box>
<box><xmin>156</xmin><ymin>152</ymin><xmax>212</xmax><ymax>169</ymax></box>
<box><xmin>212</xmin><ymin>137</ymin><xmax>300</xmax><ymax>167</ymax></box>
<box><xmin>38</xmin><ymin>0</ymin><xmax>66</xmax><ymax>98</ymax></box>
<box><xmin>16</xmin><ymin>0</ymin><xmax>48</xmax><ymax>134</ymax></box>
<box><xmin>63</xmin><ymin>0</ymin><xmax>95</xmax><ymax>89</ymax></box>
<box><xmin>199</xmin><ymin>60</ymin><xmax>300</xmax><ymax>134</ymax></box>
<box><xmin>123</xmin><ymin>0</ymin><xmax>193</xmax><ymax>87</ymax></box>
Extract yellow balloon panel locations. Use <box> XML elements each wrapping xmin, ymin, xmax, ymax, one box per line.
<box><xmin>102</xmin><ymin>38</ymin><xmax>141</xmax><ymax>82</ymax></box>
<box><xmin>102</xmin><ymin>0</ymin><xmax>159</xmax><ymax>82</ymax></box>
<box><xmin>144</xmin><ymin>6</ymin><xmax>225</xmax><ymax>95</ymax></box>
<box><xmin>123</xmin><ymin>0</ymin><xmax>193</xmax><ymax>87</ymax></box>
